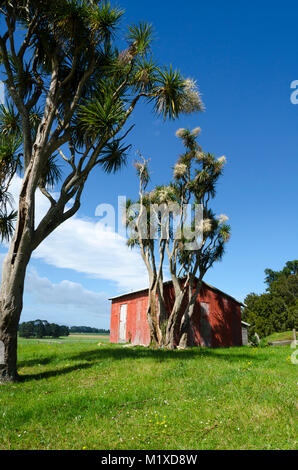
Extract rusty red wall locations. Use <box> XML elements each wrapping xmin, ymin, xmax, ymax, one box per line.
<box><xmin>110</xmin><ymin>281</ymin><xmax>242</xmax><ymax>348</ymax></box>
<box><xmin>110</xmin><ymin>289</ymin><xmax>151</xmax><ymax>346</ymax></box>
<box><xmin>191</xmin><ymin>284</ymin><xmax>242</xmax><ymax>348</ymax></box>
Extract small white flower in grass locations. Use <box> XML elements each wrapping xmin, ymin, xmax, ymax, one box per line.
<box><xmin>175</xmin><ymin>128</ymin><xmax>186</xmax><ymax>138</ymax></box>
<box><xmin>218</xmin><ymin>214</ymin><xmax>229</xmax><ymax>224</ymax></box>
<box><xmin>217</xmin><ymin>155</ymin><xmax>227</xmax><ymax>165</ymax></box>
<box><xmin>191</xmin><ymin>126</ymin><xmax>201</xmax><ymax>137</ymax></box>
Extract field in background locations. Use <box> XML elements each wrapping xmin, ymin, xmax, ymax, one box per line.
<box><xmin>0</xmin><ymin>339</ymin><xmax>296</xmax><ymax>450</ymax></box>
<box><xmin>18</xmin><ymin>333</ymin><xmax>110</xmax><ymax>345</ymax></box>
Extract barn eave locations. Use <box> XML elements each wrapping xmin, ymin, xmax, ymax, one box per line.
<box><xmin>109</xmin><ymin>279</ymin><xmax>244</xmax><ymax>307</ymax></box>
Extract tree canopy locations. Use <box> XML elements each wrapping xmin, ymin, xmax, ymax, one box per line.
<box><xmin>19</xmin><ymin>320</ymin><xmax>69</xmax><ymax>338</ymax></box>
<box><xmin>125</xmin><ymin>127</ymin><xmax>230</xmax><ymax>348</ymax></box>
<box><xmin>0</xmin><ymin>0</ymin><xmax>203</xmax><ymax>381</ymax></box>
<box><xmin>242</xmin><ymin>260</ymin><xmax>298</xmax><ymax>337</ymax></box>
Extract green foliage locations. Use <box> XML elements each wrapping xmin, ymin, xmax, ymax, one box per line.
<box><xmin>150</xmin><ymin>66</ymin><xmax>186</xmax><ymax>120</ymax></box>
<box><xmin>69</xmin><ymin>326</ymin><xmax>109</xmax><ymax>333</ymax></box>
<box><xmin>0</xmin><ymin>121</ymin><xmax>22</xmax><ymax>241</ymax></box>
<box><xmin>243</xmin><ymin>260</ymin><xmax>298</xmax><ymax>338</ymax></box>
<box><xmin>0</xmin><ymin>0</ymin><xmax>203</xmax><ymax>249</ymax></box>
<box><xmin>19</xmin><ymin>320</ymin><xmax>69</xmax><ymax>339</ymax></box>
<box><xmin>126</xmin><ymin>128</ymin><xmax>230</xmax><ymax>287</ymax></box>
<box><xmin>133</xmin><ymin>56</ymin><xmax>159</xmax><ymax>93</ymax></box>
<box><xmin>264</xmin><ymin>260</ymin><xmax>298</xmax><ymax>287</ymax></box>
<box><xmin>97</xmin><ymin>139</ymin><xmax>130</xmax><ymax>173</ymax></box>
<box><xmin>0</xmin><ymin>103</ymin><xmax>20</xmax><ymax>136</ymax></box>
<box><xmin>78</xmin><ymin>84</ymin><xmax>126</xmax><ymax>137</ymax></box>
<box><xmin>39</xmin><ymin>154</ymin><xmax>62</xmax><ymax>188</ymax></box>
<box><xmin>0</xmin><ymin>209</ymin><xmax>17</xmax><ymax>242</ymax></box>
<box><xmin>127</xmin><ymin>21</ymin><xmax>154</xmax><ymax>55</ymax></box>
<box><xmin>88</xmin><ymin>1</ymin><xmax>124</xmax><ymax>43</ymax></box>
<box><xmin>172</xmin><ymin>130</ymin><xmax>230</xmax><ymax>274</ymax></box>
<box><xmin>0</xmin><ymin>133</ymin><xmax>22</xmax><ymax>174</ymax></box>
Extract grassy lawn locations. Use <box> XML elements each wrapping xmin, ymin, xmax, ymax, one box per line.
<box><xmin>264</xmin><ymin>331</ymin><xmax>296</xmax><ymax>343</ymax></box>
<box><xmin>0</xmin><ymin>339</ymin><xmax>296</xmax><ymax>450</ymax></box>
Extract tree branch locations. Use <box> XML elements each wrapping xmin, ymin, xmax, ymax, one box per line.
<box><xmin>38</xmin><ymin>186</ymin><xmax>57</xmax><ymax>207</ymax></box>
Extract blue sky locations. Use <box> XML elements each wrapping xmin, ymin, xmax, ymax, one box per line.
<box><xmin>1</xmin><ymin>0</ymin><xmax>297</xmax><ymax>328</ymax></box>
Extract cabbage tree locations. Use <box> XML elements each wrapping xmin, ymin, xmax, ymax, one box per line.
<box><xmin>0</xmin><ymin>0</ymin><xmax>201</xmax><ymax>381</ymax></box>
<box><xmin>127</xmin><ymin>128</ymin><xmax>231</xmax><ymax>348</ymax></box>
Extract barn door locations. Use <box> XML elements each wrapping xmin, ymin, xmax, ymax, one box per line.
<box><xmin>200</xmin><ymin>302</ymin><xmax>211</xmax><ymax>347</ymax></box>
<box><xmin>119</xmin><ymin>304</ymin><xmax>127</xmax><ymax>342</ymax></box>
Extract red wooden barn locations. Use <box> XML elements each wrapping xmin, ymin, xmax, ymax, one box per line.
<box><xmin>109</xmin><ymin>279</ymin><xmax>244</xmax><ymax>348</ymax></box>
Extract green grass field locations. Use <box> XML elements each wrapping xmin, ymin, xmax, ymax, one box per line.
<box><xmin>0</xmin><ymin>336</ymin><xmax>297</xmax><ymax>450</ymax></box>
<box><xmin>264</xmin><ymin>331</ymin><xmax>296</xmax><ymax>343</ymax></box>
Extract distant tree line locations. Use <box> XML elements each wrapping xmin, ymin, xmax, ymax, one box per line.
<box><xmin>19</xmin><ymin>320</ymin><xmax>69</xmax><ymax>338</ymax></box>
<box><xmin>242</xmin><ymin>260</ymin><xmax>298</xmax><ymax>338</ymax></box>
<box><xmin>69</xmin><ymin>326</ymin><xmax>110</xmax><ymax>334</ymax></box>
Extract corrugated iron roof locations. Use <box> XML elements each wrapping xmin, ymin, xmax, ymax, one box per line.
<box><xmin>109</xmin><ymin>279</ymin><xmax>244</xmax><ymax>306</ymax></box>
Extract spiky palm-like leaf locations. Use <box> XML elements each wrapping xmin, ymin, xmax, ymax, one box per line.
<box><xmin>133</xmin><ymin>56</ymin><xmax>159</xmax><ymax>92</ymax></box>
<box><xmin>78</xmin><ymin>85</ymin><xmax>126</xmax><ymax>138</ymax></box>
<box><xmin>97</xmin><ymin>139</ymin><xmax>130</xmax><ymax>173</ymax></box>
<box><xmin>39</xmin><ymin>154</ymin><xmax>62</xmax><ymax>189</ymax></box>
<box><xmin>127</xmin><ymin>236</ymin><xmax>139</xmax><ymax>250</ymax></box>
<box><xmin>150</xmin><ymin>66</ymin><xmax>186</xmax><ymax>120</ymax></box>
<box><xmin>0</xmin><ymin>187</ymin><xmax>13</xmax><ymax>211</ymax></box>
<box><xmin>219</xmin><ymin>223</ymin><xmax>231</xmax><ymax>242</ymax></box>
<box><xmin>8</xmin><ymin>59</ymin><xmax>35</xmax><ymax>100</ymax></box>
<box><xmin>0</xmin><ymin>133</ymin><xmax>22</xmax><ymax>180</ymax></box>
<box><xmin>53</xmin><ymin>0</ymin><xmax>89</xmax><ymax>41</ymax></box>
<box><xmin>88</xmin><ymin>1</ymin><xmax>124</xmax><ymax>43</ymax></box>
<box><xmin>29</xmin><ymin>107</ymin><xmax>42</xmax><ymax>140</ymax></box>
<box><xmin>0</xmin><ymin>209</ymin><xmax>17</xmax><ymax>243</ymax></box>
<box><xmin>0</xmin><ymin>103</ymin><xmax>20</xmax><ymax>136</ymax></box>
<box><xmin>127</xmin><ymin>22</ymin><xmax>154</xmax><ymax>55</ymax></box>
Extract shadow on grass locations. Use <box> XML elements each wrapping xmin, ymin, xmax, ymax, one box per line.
<box><xmin>19</xmin><ymin>362</ymin><xmax>94</xmax><ymax>382</ymax></box>
<box><xmin>18</xmin><ymin>356</ymin><xmax>57</xmax><ymax>368</ymax></box>
<box><xmin>18</xmin><ymin>345</ymin><xmax>263</xmax><ymax>382</ymax></box>
<box><xmin>69</xmin><ymin>345</ymin><xmax>260</xmax><ymax>362</ymax></box>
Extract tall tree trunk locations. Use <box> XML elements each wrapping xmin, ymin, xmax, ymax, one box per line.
<box><xmin>157</xmin><ymin>280</ymin><xmax>167</xmax><ymax>347</ymax></box>
<box><xmin>146</xmin><ymin>282</ymin><xmax>166</xmax><ymax>347</ymax></box>
<box><xmin>0</xmin><ymin>171</ymin><xmax>34</xmax><ymax>382</ymax></box>
<box><xmin>0</xmin><ymin>249</ymin><xmax>31</xmax><ymax>382</ymax></box>
<box><xmin>178</xmin><ymin>279</ymin><xmax>202</xmax><ymax>349</ymax></box>
<box><xmin>146</xmin><ymin>287</ymin><xmax>159</xmax><ymax>346</ymax></box>
<box><xmin>178</xmin><ymin>306</ymin><xmax>194</xmax><ymax>349</ymax></box>
<box><xmin>164</xmin><ymin>292</ymin><xmax>185</xmax><ymax>349</ymax></box>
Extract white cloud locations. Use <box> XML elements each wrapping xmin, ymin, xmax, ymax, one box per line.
<box><xmin>8</xmin><ymin>177</ymin><xmax>148</xmax><ymax>292</ymax></box>
<box><xmin>21</xmin><ymin>268</ymin><xmax>111</xmax><ymax>328</ymax></box>
<box><xmin>25</xmin><ymin>268</ymin><xmax>108</xmax><ymax>315</ymax></box>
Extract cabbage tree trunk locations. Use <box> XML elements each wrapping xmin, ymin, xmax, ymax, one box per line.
<box><xmin>165</xmin><ymin>291</ymin><xmax>185</xmax><ymax>349</ymax></box>
<box><xmin>0</xmin><ymin>245</ymin><xmax>31</xmax><ymax>382</ymax></box>
<box><xmin>178</xmin><ymin>279</ymin><xmax>202</xmax><ymax>349</ymax></box>
<box><xmin>1</xmin><ymin>164</ymin><xmax>38</xmax><ymax>382</ymax></box>
<box><xmin>146</xmin><ymin>286</ymin><xmax>161</xmax><ymax>346</ymax></box>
